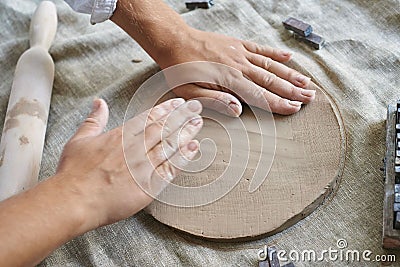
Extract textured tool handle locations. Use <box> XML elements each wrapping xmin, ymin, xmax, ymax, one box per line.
<box><xmin>29</xmin><ymin>1</ymin><xmax>57</xmax><ymax>50</ymax></box>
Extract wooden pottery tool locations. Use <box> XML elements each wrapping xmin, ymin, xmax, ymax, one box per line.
<box><xmin>0</xmin><ymin>1</ymin><xmax>57</xmax><ymax>200</ymax></box>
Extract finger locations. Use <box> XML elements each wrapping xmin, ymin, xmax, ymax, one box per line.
<box><xmin>242</xmin><ymin>40</ymin><xmax>292</xmax><ymax>62</ymax></box>
<box><xmin>125</xmin><ymin>98</ymin><xmax>186</xmax><ymax>136</ymax></box>
<box><xmin>186</xmin><ymin>68</ymin><xmax>304</xmax><ymax>115</ymax></box>
<box><xmin>143</xmin><ymin>100</ymin><xmax>203</xmax><ymax>150</ymax></box>
<box><xmin>246</xmin><ymin>52</ymin><xmax>311</xmax><ymax>88</ymax></box>
<box><xmin>149</xmin><ymin>140</ymin><xmax>200</xmax><ymax>195</ymax></box>
<box><xmin>173</xmin><ymin>84</ymin><xmax>242</xmax><ymax>117</ymax></box>
<box><xmin>262</xmin><ymin>89</ymin><xmax>303</xmax><ymax>115</ymax></box>
<box><xmin>244</xmin><ymin>64</ymin><xmax>315</xmax><ymax>104</ymax></box>
<box><xmin>71</xmin><ymin>98</ymin><xmax>109</xmax><ymax>141</ymax></box>
<box><xmin>147</xmin><ymin>115</ymin><xmax>203</xmax><ymax>168</ymax></box>
<box><xmin>231</xmin><ymin>78</ymin><xmax>303</xmax><ymax>115</ymax></box>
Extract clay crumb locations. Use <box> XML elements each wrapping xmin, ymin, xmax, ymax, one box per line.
<box><xmin>19</xmin><ymin>135</ymin><xmax>29</xmax><ymax>145</ymax></box>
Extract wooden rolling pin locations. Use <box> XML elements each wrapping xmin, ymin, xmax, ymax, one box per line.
<box><xmin>0</xmin><ymin>1</ymin><xmax>57</xmax><ymax>200</ymax></box>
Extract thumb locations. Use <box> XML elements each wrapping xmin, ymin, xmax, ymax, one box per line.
<box><xmin>71</xmin><ymin>98</ymin><xmax>109</xmax><ymax>141</ymax></box>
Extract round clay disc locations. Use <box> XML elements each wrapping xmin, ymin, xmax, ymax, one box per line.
<box><xmin>146</xmin><ymin>82</ymin><xmax>346</xmax><ymax>240</ymax></box>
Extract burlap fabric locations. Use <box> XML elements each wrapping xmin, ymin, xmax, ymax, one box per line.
<box><xmin>1</xmin><ymin>0</ymin><xmax>399</xmax><ymax>266</ymax></box>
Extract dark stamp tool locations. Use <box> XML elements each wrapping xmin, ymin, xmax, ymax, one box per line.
<box><xmin>282</xmin><ymin>17</ymin><xmax>325</xmax><ymax>50</ymax></box>
<box><xmin>282</xmin><ymin>17</ymin><xmax>312</xmax><ymax>37</ymax></box>
<box><xmin>383</xmin><ymin>100</ymin><xmax>400</xmax><ymax>248</ymax></box>
<box><xmin>185</xmin><ymin>0</ymin><xmax>214</xmax><ymax>10</ymax></box>
<box><xmin>294</xmin><ymin>33</ymin><xmax>325</xmax><ymax>50</ymax></box>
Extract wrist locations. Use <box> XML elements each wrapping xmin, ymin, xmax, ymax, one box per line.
<box><xmin>0</xmin><ymin>173</ymin><xmax>97</xmax><ymax>266</ymax></box>
<box><xmin>154</xmin><ymin>26</ymin><xmax>196</xmax><ymax>68</ymax></box>
<box><xmin>110</xmin><ymin>0</ymin><xmax>192</xmax><ymax>65</ymax></box>
<box><xmin>46</xmin><ymin>173</ymin><xmax>99</xmax><ymax>235</ymax></box>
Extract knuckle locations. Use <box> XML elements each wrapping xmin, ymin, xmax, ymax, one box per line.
<box><xmin>268</xmin><ymin>95</ymin><xmax>285</xmax><ymax>112</ymax></box>
<box><xmin>146</xmin><ymin>112</ymin><xmax>157</xmax><ymax>125</ymax></box>
<box><xmin>289</xmin><ymin>70</ymin><xmax>301</xmax><ymax>80</ymax></box>
<box><xmin>254</xmin><ymin>43</ymin><xmax>262</xmax><ymax>54</ymax></box>
<box><xmin>84</xmin><ymin>117</ymin><xmax>100</xmax><ymax>127</ymax></box>
<box><xmin>274</xmin><ymin>97</ymin><xmax>287</xmax><ymax>112</ymax></box>
<box><xmin>163</xmin><ymin>136</ymin><xmax>176</xmax><ymax>152</ymax></box>
<box><xmin>230</xmin><ymin>68</ymin><xmax>244</xmax><ymax>81</ymax></box>
<box><xmin>277</xmin><ymin>97</ymin><xmax>287</xmax><ymax>109</ymax></box>
<box><xmin>160</xmin><ymin>123</ymin><xmax>172</xmax><ymax>137</ymax></box>
<box><xmin>172</xmin><ymin>86</ymin><xmax>185</xmax><ymax>96</ymax></box>
<box><xmin>148</xmin><ymin>106</ymin><xmax>167</xmax><ymax>122</ymax></box>
<box><xmin>182</xmin><ymin>122</ymin><xmax>195</xmax><ymax>136</ymax></box>
<box><xmin>271</xmin><ymin>47</ymin><xmax>278</xmax><ymax>57</ymax></box>
<box><xmin>158</xmin><ymin>162</ymin><xmax>176</xmax><ymax>181</ymax></box>
<box><xmin>220</xmin><ymin>68</ymin><xmax>243</xmax><ymax>91</ymax></box>
<box><xmin>165</xmin><ymin>163</ymin><xmax>177</xmax><ymax>180</ymax></box>
<box><xmin>153</xmin><ymin>120</ymin><xmax>164</xmax><ymax>130</ymax></box>
<box><xmin>151</xmin><ymin>146</ymin><xmax>166</xmax><ymax>164</ymax></box>
<box><xmin>176</xmin><ymin>132</ymin><xmax>192</xmax><ymax>146</ymax></box>
<box><xmin>255</xmin><ymin>88</ymin><xmax>266</xmax><ymax>100</ymax></box>
<box><xmin>262</xmin><ymin>73</ymin><xmax>277</xmax><ymax>87</ymax></box>
<box><xmin>289</xmin><ymin>86</ymin><xmax>298</xmax><ymax>98</ymax></box>
<box><xmin>262</xmin><ymin>57</ymin><xmax>273</xmax><ymax>70</ymax></box>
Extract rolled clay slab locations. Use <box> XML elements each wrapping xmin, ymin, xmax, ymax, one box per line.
<box><xmin>147</xmin><ymin>82</ymin><xmax>346</xmax><ymax>240</ymax></box>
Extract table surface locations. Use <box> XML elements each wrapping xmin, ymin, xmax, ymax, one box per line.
<box><xmin>1</xmin><ymin>0</ymin><xmax>399</xmax><ymax>266</ymax></box>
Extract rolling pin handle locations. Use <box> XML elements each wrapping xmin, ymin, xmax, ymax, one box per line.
<box><xmin>29</xmin><ymin>1</ymin><xmax>57</xmax><ymax>50</ymax></box>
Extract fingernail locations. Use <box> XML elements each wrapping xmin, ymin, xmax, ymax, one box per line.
<box><xmin>172</xmin><ymin>98</ymin><xmax>185</xmax><ymax>108</ymax></box>
<box><xmin>92</xmin><ymin>99</ymin><xmax>101</xmax><ymax>112</ymax></box>
<box><xmin>288</xmin><ymin>100</ymin><xmax>303</xmax><ymax>107</ymax></box>
<box><xmin>187</xmin><ymin>100</ymin><xmax>202</xmax><ymax>112</ymax></box>
<box><xmin>281</xmin><ymin>50</ymin><xmax>293</xmax><ymax>57</ymax></box>
<box><xmin>189</xmin><ymin>117</ymin><xmax>202</xmax><ymax>126</ymax></box>
<box><xmin>301</xmin><ymin>89</ymin><xmax>316</xmax><ymax>98</ymax></box>
<box><xmin>296</xmin><ymin>75</ymin><xmax>311</xmax><ymax>85</ymax></box>
<box><xmin>228</xmin><ymin>103</ymin><xmax>241</xmax><ymax>117</ymax></box>
<box><xmin>188</xmin><ymin>140</ymin><xmax>198</xmax><ymax>152</ymax></box>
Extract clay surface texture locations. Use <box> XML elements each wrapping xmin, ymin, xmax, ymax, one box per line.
<box><xmin>147</xmin><ymin>82</ymin><xmax>346</xmax><ymax>239</ymax></box>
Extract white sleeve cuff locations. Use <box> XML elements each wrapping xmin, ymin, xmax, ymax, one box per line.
<box><xmin>64</xmin><ymin>0</ymin><xmax>117</xmax><ymax>24</ymax></box>
<box><xmin>90</xmin><ymin>0</ymin><xmax>117</xmax><ymax>24</ymax></box>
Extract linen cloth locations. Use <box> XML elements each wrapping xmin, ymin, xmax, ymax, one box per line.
<box><xmin>1</xmin><ymin>0</ymin><xmax>400</xmax><ymax>266</ymax></box>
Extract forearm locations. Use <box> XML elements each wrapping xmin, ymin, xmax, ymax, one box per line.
<box><xmin>0</xmin><ymin>174</ymin><xmax>90</xmax><ymax>266</ymax></box>
<box><xmin>110</xmin><ymin>0</ymin><xmax>192</xmax><ymax>67</ymax></box>
<box><xmin>0</xmin><ymin>97</ymin><xmax>202</xmax><ymax>266</ymax></box>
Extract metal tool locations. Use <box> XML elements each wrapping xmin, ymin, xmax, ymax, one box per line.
<box><xmin>293</xmin><ymin>33</ymin><xmax>325</xmax><ymax>50</ymax></box>
<box><xmin>283</xmin><ymin>17</ymin><xmax>312</xmax><ymax>37</ymax></box>
<box><xmin>185</xmin><ymin>0</ymin><xmax>214</xmax><ymax>10</ymax></box>
<box><xmin>383</xmin><ymin>101</ymin><xmax>400</xmax><ymax>248</ymax></box>
<box><xmin>282</xmin><ymin>17</ymin><xmax>325</xmax><ymax>50</ymax></box>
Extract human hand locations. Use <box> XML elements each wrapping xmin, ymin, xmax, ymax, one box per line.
<box><xmin>55</xmin><ymin>98</ymin><xmax>203</xmax><ymax>229</ymax></box>
<box><xmin>157</xmin><ymin>29</ymin><xmax>315</xmax><ymax>117</ymax></box>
